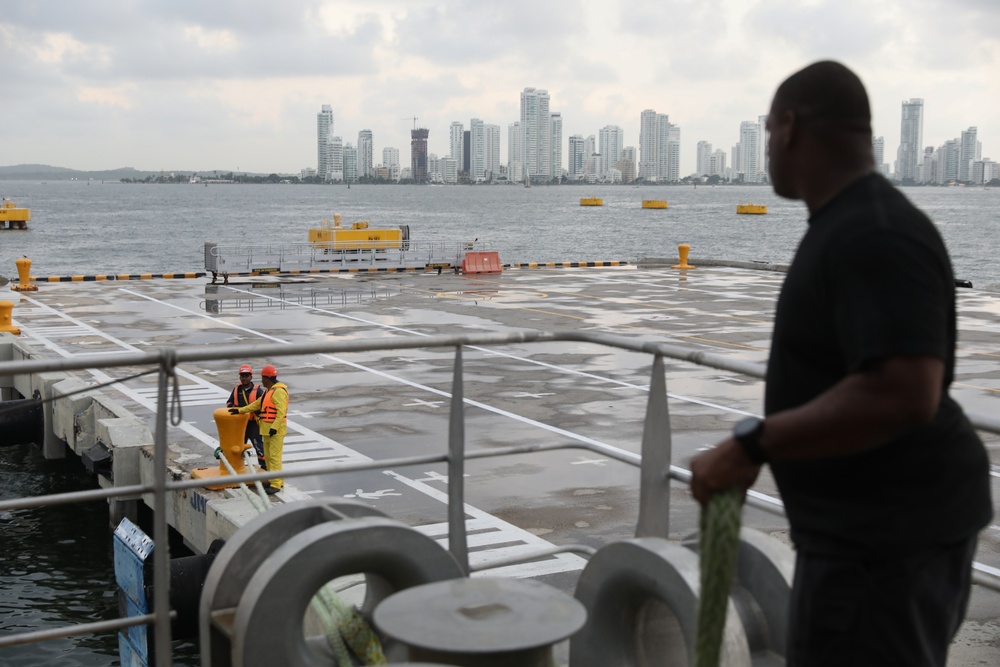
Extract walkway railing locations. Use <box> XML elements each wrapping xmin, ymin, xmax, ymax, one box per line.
<box><xmin>0</xmin><ymin>330</ymin><xmax>996</xmax><ymax>666</ymax></box>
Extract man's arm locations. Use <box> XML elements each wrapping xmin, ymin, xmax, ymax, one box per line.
<box><xmin>237</xmin><ymin>396</ymin><xmax>263</xmax><ymax>414</ymax></box>
<box><xmin>690</xmin><ymin>355</ymin><xmax>943</xmax><ymax>505</ymax></box>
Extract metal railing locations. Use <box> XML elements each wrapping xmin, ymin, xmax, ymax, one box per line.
<box><xmin>204</xmin><ymin>240</ymin><xmax>491</xmax><ymax>274</ymax></box>
<box><xmin>0</xmin><ymin>330</ymin><xmax>997</xmax><ymax>665</ymax></box>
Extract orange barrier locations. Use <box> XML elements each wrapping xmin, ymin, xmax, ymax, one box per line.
<box><xmin>461</xmin><ymin>251</ymin><xmax>503</xmax><ymax>275</ymax></box>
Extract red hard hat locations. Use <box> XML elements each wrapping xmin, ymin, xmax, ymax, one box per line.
<box><xmin>238</xmin><ymin>364</ymin><xmax>253</xmax><ymax>374</ymax></box>
<box><xmin>262</xmin><ymin>365</ymin><xmax>278</xmax><ymax>378</ymax></box>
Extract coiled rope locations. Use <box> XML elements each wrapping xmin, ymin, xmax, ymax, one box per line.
<box><xmin>216</xmin><ymin>449</ymin><xmax>386</xmax><ymax>665</ymax></box>
<box><xmin>694</xmin><ymin>487</ymin><xmax>743</xmax><ymax>667</ymax></box>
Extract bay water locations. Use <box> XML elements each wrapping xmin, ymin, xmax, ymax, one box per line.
<box><xmin>0</xmin><ymin>181</ymin><xmax>997</xmax><ymax>664</ymax></box>
<box><xmin>1</xmin><ymin>181</ymin><xmax>998</xmax><ymax>288</ymax></box>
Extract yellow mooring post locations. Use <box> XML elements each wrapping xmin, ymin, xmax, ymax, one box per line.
<box><xmin>191</xmin><ymin>408</ymin><xmax>253</xmax><ymax>490</ymax></box>
<box><xmin>672</xmin><ymin>243</ymin><xmax>696</xmax><ymax>270</ymax></box>
<box><xmin>12</xmin><ymin>257</ymin><xmax>37</xmax><ymax>292</ymax></box>
<box><xmin>0</xmin><ymin>301</ymin><xmax>20</xmax><ymax>336</ymax></box>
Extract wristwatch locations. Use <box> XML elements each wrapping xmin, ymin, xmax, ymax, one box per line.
<box><xmin>732</xmin><ymin>417</ymin><xmax>768</xmax><ymax>464</ymax></box>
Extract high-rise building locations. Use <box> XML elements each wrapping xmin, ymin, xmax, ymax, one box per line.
<box><xmin>470</xmin><ymin>118</ymin><xmax>485</xmax><ymax>181</ymax></box>
<box><xmin>666</xmin><ymin>125</ymin><xmax>681</xmax><ymax>182</ymax></box>
<box><xmin>920</xmin><ymin>146</ymin><xmax>936</xmax><ymax>184</ymax></box>
<box><xmin>317</xmin><ymin>105</ymin><xmax>334</xmax><ymax>182</ymax></box>
<box><xmin>696</xmin><ymin>141</ymin><xmax>713</xmax><ymax>177</ymax></box>
<box><xmin>942</xmin><ymin>138</ymin><xmax>961</xmax><ymax>183</ymax></box>
<box><xmin>550</xmin><ymin>112</ymin><xmax>563</xmax><ymax>180</ymax></box>
<box><xmin>508</xmin><ymin>122</ymin><xmax>523</xmax><ymax>183</ymax></box>
<box><xmin>599</xmin><ymin>126</ymin><xmax>624</xmax><ymax>180</ymax></box>
<box><xmin>739</xmin><ymin>121</ymin><xmax>760</xmax><ymax>183</ymax></box>
<box><xmin>427</xmin><ymin>153</ymin><xmax>442</xmax><ymax>183</ymax></box>
<box><xmin>619</xmin><ymin>146</ymin><xmax>637</xmax><ymax>183</ymax></box>
<box><xmin>710</xmin><ymin>149</ymin><xmax>727</xmax><ymax>178</ymax></box>
<box><xmin>568</xmin><ymin>134</ymin><xmax>585</xmax><ymax>181</ymax></box>
<box><xmin>639</xmin><ymin>109</ymin><xmax>679</xmax><ymax>182</ymax></box>
<box><xmin>343</xmin><ymin>143</ymin><xmax>358</xmax><ymax>183</ymax></box>
<box><xmin>410</xmin><ymin>128</ymin><xmax>429</xmax><ymax>183</ymax></box>
<box><xmin>639</xmin><ymin>110</ymin><xmax>659</xmax><ymax>181</ymax></box>
<box><xmin>897</xmin><ymin>98</ymin><xmax>924</xmax><ymax>183</ymax></box>
<box><xmin>960</xmin><ymin>127</ymin><xmax>979</xmax><ymax>182</ymax></box>
<box><xmin>463</xmin><ymin>130</ymin><xmax>471</xmax><ymax>175</ymax></box>
<box><xmin>485</xmin><ymin>124</ymin><xmax>501</xmax><ymax>181</ymax></box>
<box><xmin>357</xmin><ymin>130</ymin><xmax>373</xmax><ymax>180</ymax></box>
<box><xmin>656</xmin><ymin>114</ymin><xmax>672</xmax><ymax>181</ymax></box>
<box><xmin>757</xmin><ymin>115</ymin><xmax>768</xmax><ymax>183</ymax></box>
<box><xmin>327</xmin><ymin>135</ymin><xmax>343</xmax><ymax>182</ymax></box>
<box><xmin>383</xmin><ymin>147</ymin><xmax>400</xmax><ymax>181</ymax></box>
<box><xmin>520</xmin><ymin>87</ymin><xmax>551</xmax><ymax>181</ymax></box>
<box><xmin>441</xmin><ymin>157</ymin><xmax>458</xmax><ymax>184</ymax></box>
<box><xmin>450</xmin><ymin>122</ymin><xmax>464</xmax><ymax>161</ymax></box>
<box><xmin>873</xmin><ymin>137</ymin><xmax>885</xmax><ymax>174</ymax></box>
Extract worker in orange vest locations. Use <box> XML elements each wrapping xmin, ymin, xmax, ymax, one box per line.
<box><xmin>226</xmin><ymin>364</ymin><xmax>266</xmax><ymax>469</ymax></box>
<box><xmin>230</xmin><ymin>364</ymin><xmax>287</xmax><ymax>495</ymax></box>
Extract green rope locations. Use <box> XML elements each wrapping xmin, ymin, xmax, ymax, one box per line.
<box><xmin>694</xmin><ymin>487</ymin><xmax>742</xmax><ymax>667</ymax></box>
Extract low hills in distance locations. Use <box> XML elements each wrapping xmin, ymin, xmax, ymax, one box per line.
<box><xmin>0</xmin><ymin>164</ymin><xmax>279</xmax><ymax>181</ymax></box>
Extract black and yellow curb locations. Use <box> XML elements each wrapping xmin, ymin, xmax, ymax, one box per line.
<box><xmin>237</xmin><ymin>266</ymin><xmax>437</xmax><ymax>277</ymax></box>
<box><xmin>27</xmin><ymin>272</ymin><xmax>206</xmax><ymax>283</ymax></box>
<box><xmin>510</xmin><ymin>261</ymin><xmax>632</xmax><ymax>269</ymax></box>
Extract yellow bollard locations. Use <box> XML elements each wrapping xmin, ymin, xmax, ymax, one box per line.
<box><xmin>672</xmin><ymin>243</ymin><xmax>696</xmax><ymax>270</ymax></box>
<box><xmin>0</xmin><ymin>300</ymin><xmax>20</xmax><ymax>336</ymax></box>
<box><xmin>12</xmin><ymin>257</ymin><xmax>37</xmax><ymax>292</ymax></box>
<box><xmin>191</xmin><ymin>408</ymin><xmax>253</xmax><ymax>490</ymax></box>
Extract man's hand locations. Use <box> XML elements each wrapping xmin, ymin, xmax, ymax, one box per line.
<box><xmin>689</xmin><ymin>438</ymin><xmax>762</xmax><ymax>506</ymax></box>
<box><xmin>228</xmin><ymin>407</ymin><xmax>240</xmax><ymax>415</ymax></box>
<box><xmin>268</xmin><ymin>428</ymin><xmax>277</xmax><ymax>436</ymax></box>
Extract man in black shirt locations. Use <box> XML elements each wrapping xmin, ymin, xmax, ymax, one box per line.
<box><xmin>689</xmin><ymin>61</ymin><xmax>992</xmax><ymax>666</ymax></box>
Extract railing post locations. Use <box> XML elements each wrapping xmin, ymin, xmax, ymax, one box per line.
<box><xmin>448</xmin><ymin>345</ymin><xmax>470</xmax><ymax>575</ymax></box>
<box><xmin>153</xmin><ymin>354</ymin><xmax>174</xmax><ymax>666</ymax></box>
<box><xmin>636</xmin><ymin>354</ymin><xmax>672</xmax><ymax>538</ymax></box>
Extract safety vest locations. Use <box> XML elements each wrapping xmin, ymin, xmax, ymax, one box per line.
<box><xmin>260</xmin><ymin>384</ymin><xmax>288</xmax><ymax>423</ymax></box>
<box><xmin>230</xmin><ymin>383</ymin><xmax>264</xmax><ymax>411</ymax></box>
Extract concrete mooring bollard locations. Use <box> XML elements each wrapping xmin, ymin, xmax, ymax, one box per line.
<box><xmin>672</xmin><ymin>244</ymin><xmax>696</xmax><ymax>270</ymax></box>
<box><xmin>191</xmin><ymin>408</ymin><xmax>252</xmax><ymax>489</ymax></box>
<box><xmin>12</xmin><ymin>257</ymin><xmax>37</xmax><ymax>292</ymax></box>
<box><xmin>374</xmin><ymin>577</ymin><xmax>587</xmax><ymax>667</ymax></box>
<box><xmin>0</xmin><ymin>300</ymin><xmax>19</xmax><ymax>335</ymax></box>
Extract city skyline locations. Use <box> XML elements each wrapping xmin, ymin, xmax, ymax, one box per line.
<box><xmin>312</xmin><ymin>95</ymin><xmax>993</xmax><ymax>184</ymax></box>
<box><xmin>2</xmin><ymin>1</ymin><xmax>997</xmax><ymax>177</ymax></box>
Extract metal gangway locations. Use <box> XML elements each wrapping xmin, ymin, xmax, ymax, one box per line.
<box><xmin>205</xmin><ymin>240</ymin><xmax>491</xmax><ymax>275</ymax></box>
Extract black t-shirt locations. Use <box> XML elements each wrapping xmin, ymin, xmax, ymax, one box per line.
<box><xmin>766</xmin><ymin>173</ymin><xmax>992</xmax><ymax>556</ymax></box>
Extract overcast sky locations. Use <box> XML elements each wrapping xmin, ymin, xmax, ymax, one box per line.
<box><xmin>1</xmin><ymin>0</ymin><xmax>997</xmax><ymax>176</ymax></box>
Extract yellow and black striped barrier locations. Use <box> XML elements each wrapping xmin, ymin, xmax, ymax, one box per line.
<box><xmin>510</xmin><ymin>261</ymin><xmax>631</xmax><ymax>269</ymax></box>
<box><xmin>29</xmin><ymin>272</ymin><xmax>205</xmax><ymax>283</ymax></box>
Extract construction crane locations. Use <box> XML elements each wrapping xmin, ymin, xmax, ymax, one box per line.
<box><xmin>402</xmin><ymin>116</ymin><xmax>419</xmax><ymax>130</ymax></box>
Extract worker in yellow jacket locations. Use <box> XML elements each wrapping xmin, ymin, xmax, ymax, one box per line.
<box><xmin>230</xmin><ymin>364</ymin><xmax>287</xmax><ymax>495</ymax></box>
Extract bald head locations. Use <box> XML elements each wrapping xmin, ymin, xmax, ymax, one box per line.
<box><xmin>767</xmin><ymin>61</ymin><xmax>876</xmax><ymax>208</ymax></box>
<box><xmin>772</xmin><ymin>61</ymin><xmax>872</xmax><ymax>133</ymax></box>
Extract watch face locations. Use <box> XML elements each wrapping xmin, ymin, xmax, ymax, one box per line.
<box><xmin>734</xmin><ymin>417</ymin><xmax>762</xmax><ymax>440</ymax></box>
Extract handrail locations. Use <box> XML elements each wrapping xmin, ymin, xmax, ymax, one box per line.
<box><xmin>1</xmin><ymin>329</ymin><xmax>997</xmax><ymax>665</ymax></box>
